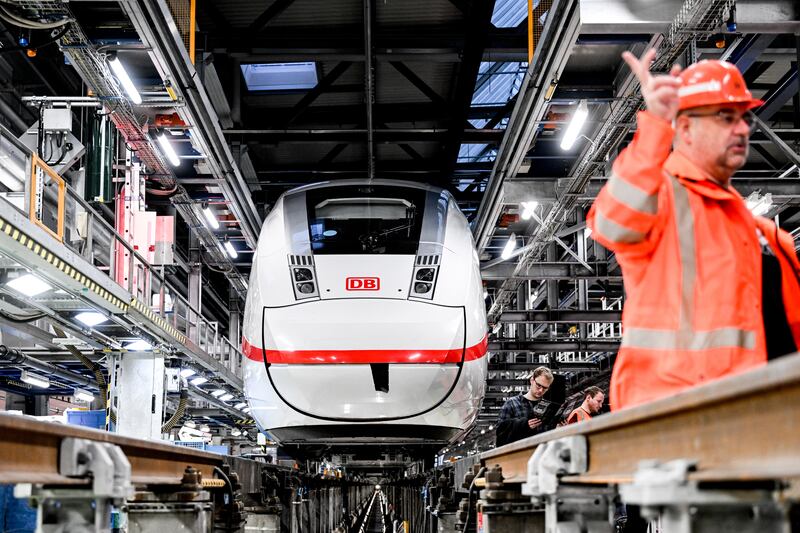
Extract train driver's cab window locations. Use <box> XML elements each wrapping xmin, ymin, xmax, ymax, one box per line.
<box><xmin>306</xmin><ymin>185</ymin><xmax>426</xmax><ymax>254</ymax></box>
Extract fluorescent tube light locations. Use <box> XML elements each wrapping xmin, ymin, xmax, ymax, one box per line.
<box><xmin>201</xmin><ymin>205</ymin><xmax>219</xmax><ymax>230</ymax></box>
<box><xmin>242</xmin><ymin>407</ymin><xmax>251</xmax><ymax>414</ymax></box>
<box><xmin>108</xmin><ymin>55</ymin><xmax>142</xmax><ymax>105</ymax></box>
<box><xmin>220</xmin><ymin>393</ymin><xmax>234</xmax><ymax>401</ymax></box>
<box><xmin>520</xmin><ymin>201</ymin><xmax>538</xmax><ymax>221</ymax></box>
<box><xmin>500</xmin><ymin>233</ymin><xmax>517</xmax><ymax>260</ymax></box>
<box><xmin>234</xmin><ymin>402</ymin><xmax>247</xmax><ymax>409</ymax></box>
<box><xmin>125</xmin><ymin>339</ymin><xmax>152</xmax><ymax>351</ymax></box>
<box><xmin>0</xmin><ymin>165</ymin><xmax>23</xmax><ymax>192</ymax></box>
<box><xmin>223</xmin><ymin>240</ymin><xmax>238</xmax><ymax>259</ymax></box>
<box><xmin>210</xmin><ymin>389</ymin><xmax>226</xmax><ymax>397</ymax></box>
<box><xmin>560</xmin><ymin>100</ymin><xmax>589</xmax><ymax>150</ymax></box>
<box><xmin>746</xmin><ymin>192</ymin><xmax>773</xmax><ymax>216</ymax></box>
<box><xmin>75</xmin><ymin>311</ymin><xmax>108</xmax><ymax>328</ymax></box>
<box><xmin>74</xmin><ymin>388</ymin><xmax>95</xmax><ymax>403</ymax></box>
<box><xmin>156</xmin><ymin>132</ymin><xmax>181</xmax><ymax>167</ymax></box>
<box><xmin>179</xmin><ymin>368</ymin><xmax>196</xmax><ymax>378</ymax></box>
<box><xmin>6</xmin><ymin>273</ymin><xmax>52</xmax><ymax>297</ymax></box>
<box><xmin>190</xmin><ymin>376</ymin><xmax>208</xmax><ymax>386</ymax></box>
<box><xmin>20</xmin><ymin>370</ymin><xmax>50</xmax><ymax>388</ymax></box>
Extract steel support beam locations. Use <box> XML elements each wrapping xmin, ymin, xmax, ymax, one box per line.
<box><xmin>499</xmin><ymin>310</ymin><xmax>622</xmax><ymax>323</ymax></box>
<box><xmin>488</xmin><ymin>340</ymin><xmax>619</xmax><ymax>352</ymax></box>
<box><xmin>481</xmin><ymin>261</ymin><xmax>620</xmax><ymax>281</ymax></box>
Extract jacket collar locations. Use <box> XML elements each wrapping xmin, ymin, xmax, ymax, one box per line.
<box><xmin>664</xmin><ymin>151</ymin><xmax>741</xmax><ymax>201</ymax></box>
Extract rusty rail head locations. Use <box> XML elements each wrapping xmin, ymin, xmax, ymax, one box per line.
<box><xmin>0</xmin><ymin>413</ymin><xmax>223</xmax><ymax>485</ymax></box>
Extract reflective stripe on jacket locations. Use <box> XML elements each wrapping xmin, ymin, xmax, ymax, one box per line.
<box><xmin>587</xmin><ymin>111</ymin><xmax>800</xmax><ymax>410</ymax></box>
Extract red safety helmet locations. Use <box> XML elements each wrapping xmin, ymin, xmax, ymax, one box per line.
<box><xmin>678</xmin><ymin>60</ymin><xmax>763</xmax><ymax>111</ymax></box>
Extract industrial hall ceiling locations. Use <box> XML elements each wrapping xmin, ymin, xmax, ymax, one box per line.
<box><xmin>0</xmin><ymin>0</ymin><xmax>798</xmax><ymax>447</ymax></box>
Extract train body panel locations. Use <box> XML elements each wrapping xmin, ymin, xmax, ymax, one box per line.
<box><xmin>241</xmin><ymin>179</ymin><xmax>487</xmax><ymax>447</ymax></box>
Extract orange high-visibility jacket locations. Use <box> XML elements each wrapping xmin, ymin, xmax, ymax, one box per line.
<box><xmin>566</xmin><ymin>407</ymin><xmax>590</xmax><ymax>425</ymax></box>
<box><xmin>588</xmin><ymin>111</ymin><xmax>800</xmax><ymax>410</ymax></box>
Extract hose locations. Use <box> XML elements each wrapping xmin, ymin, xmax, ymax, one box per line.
<box><xmin>52</xmin><ymin>325</ymin><xmax>107</xmax><ymax>400</ymax></box>
<box><xmin>461</xmin><ymin>466</ymin><xmax>486</xmax><ymax>533</ymax></box>
<box><xmin>0</xmin><ymin>24</ymin><xmax>70</xmax><ymax>54</ymax></box>
<box><xmin>0</xmin><ymin>5</ymin><xmax>72</xmax><ymax>30</ymax></box>
<box><xmin>161</xmin><ymin>388</ymin><xmax>188</xmax><ymax>433</ymax></box>
<box><xmin>213</xmin><ymin>466</ymin><xmax>236</xmax><ymax>532</ymax></box>
<box><xmin>0</xmin><ymin>310</ymin><xmax>48</xmax><ymax>322</ymax></box>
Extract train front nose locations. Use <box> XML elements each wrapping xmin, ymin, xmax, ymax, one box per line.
<box><xmin>254</xmin><ymin>299</ymin><xmax>472</xmax><ymax>420</ymax></box>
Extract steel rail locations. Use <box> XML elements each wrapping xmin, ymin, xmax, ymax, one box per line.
<box><xmin>480</xmin><ymin>354</ymin><xmax>800</xmax><ymax>484</ymax></box>
<box><xmin>0</xmin><ymin>412</ymin><xmax>223</xmax><ymax>485</ymax></box>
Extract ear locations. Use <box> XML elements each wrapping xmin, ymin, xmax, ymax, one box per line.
<box><xmin>674</xmin><ymin>115</ymin><xmax>692</xmax><ymax>146</ymax></box>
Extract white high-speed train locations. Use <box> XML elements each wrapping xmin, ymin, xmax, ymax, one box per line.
<box><xmin>241</xmin><ymin>179</ymin><xmax>487</xmax><ymax>449</ymax></box>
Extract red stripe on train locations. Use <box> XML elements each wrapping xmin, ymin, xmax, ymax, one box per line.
<box><xmin>241</xmin><ymin>335</ymin><xmax>488</xmax><ymax>364</ymax></box>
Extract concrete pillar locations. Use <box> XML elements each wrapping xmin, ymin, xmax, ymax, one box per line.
<box><xmin>229</xmin><ymin>285</ymin><xmax>241</xmax><ymax>374</ymax></box>
<box><xmin>576</xmin><ymin>209</ymin><xmax>589</xmax><ymax>346</ymax></box>
<box><xmin>546</xmin><ymin>242</ymin><xmax>558</xmax><ymax>309</ymax></box>
<box><xmin>188</xmin><ymin>233</ymin><xmax>202</xmax><ymax>344</ymax></box>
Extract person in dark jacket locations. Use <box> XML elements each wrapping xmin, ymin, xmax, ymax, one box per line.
<box><xmin>495</xmin><ymin>366</ymin><xmax>554</xmax><ymax>446</ymax></box>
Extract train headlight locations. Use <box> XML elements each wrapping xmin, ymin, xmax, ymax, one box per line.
<box><xmin>294</xmin><ymin>268</ymin><xmax>313</xmax><ymax>281</ymax></box>
<box><xmin>415</xmin><ymin>268</ymin><xmax>435</xmax><ymax>282</ymax></box>
<box><xmin>297</xmin><ymin>282</ymin><xmax>315</xmax><ymax>294</ymax></box>
<box><xmin>414</xmin><ymin>282</ymin><xmax>431</xmax><ymax>294</ymax></box>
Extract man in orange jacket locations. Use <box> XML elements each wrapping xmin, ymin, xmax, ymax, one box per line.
<box><xmin>565</xmin><ymin>386</ymin><xmax>605</xmax><ymax>425</ymax></box>
<box><xmin>587</xmin><ymin>49</ymin><xmax>800</xmax><ymax>411</ymax></box>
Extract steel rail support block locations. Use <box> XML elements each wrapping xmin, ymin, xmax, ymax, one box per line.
<box><xmin>519</xmin><ymin>436</ymin><xmax>613</xmax><ymax>532</ymax></box>
<box><xmin>15</xmin><ymin>438</ymin><xmax>134</xmax><ymax>532</ymax></box>
<box><xmin>620</xmin><ymin>459</ymin><xmax>789</xmax><ymax>533</ymax></box>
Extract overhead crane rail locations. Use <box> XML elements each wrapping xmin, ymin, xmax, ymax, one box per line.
<box><xmin>461</xmin><ymin>354</ymin><xmax>800</xmax><ymax>531</ymax></box>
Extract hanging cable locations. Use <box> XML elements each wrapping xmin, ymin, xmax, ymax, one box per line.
<box><xmin>0</xmin><ymin>24</ymin><xmax>70</xmax><ymax>54</ymax></box>
<box><xmin>161</xmin><ymin>387</ymin><xmax>188</xmax><ymax>433</ymax></box>
<box><xmin>0</xmin><ymin>5</ymin><xmax>72</xmax><ymax>30</ymax></box>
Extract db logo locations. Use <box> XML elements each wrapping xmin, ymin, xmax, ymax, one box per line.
<box><xmin>346</xmin><ymin>277</ymin><xmax>380</xmax><ymax>291</ymax></box>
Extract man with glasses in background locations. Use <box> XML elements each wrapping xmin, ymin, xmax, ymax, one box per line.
<box><xmin>588</xmin><ymin>50</ymin><xmax>800</xmax><ymax>413</ymax></box>
<box><xmin>495</xmin><ymin>366</ymin><xmax>554</xmax><ymax>446</ymax></box>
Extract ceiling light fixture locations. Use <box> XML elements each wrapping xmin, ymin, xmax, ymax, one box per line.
<box><xmin>6</xmin><ymin>273</ymin><xmax>52</xmax><ymax>297</ymax></box>
<box><xmin>190</xmin><ymin>376</ymin><xmax>208</xmax><ymax>386</ymax></box>
<box><xmin>125</xmin><ymin>339</ymin><xmax>152</xmax><ymax>351</ymax></box>
<box><xmin>156</xmin><ymin>131</ymin><xmax>181</xmax><ymax>167</ymax></box>
<box><xmin>520</xmin><ymin>201</ymin><xmax>538</xmax><ymax>221</ymax></box>
<box><xmin>235</xmin><ymin>402</ymin><xmax>247</xmax><ymax>409</ymax></box>
<box><xmin>560</xmin><ymin>100</ymin><xmax>589</xmax><ymax>150</ymax></box>
<box><xmin>20</xmin><ymin>370</ymin><xmax>50</xmax><ymax>388</ymax></box>
<box><xmin>201</xmin><ymin>204</ymin><xmax>219</xmax><ymax>230</ymax></box>
<box><xmin>73</xmin><ymin>388</ymin><xmax>95</xmax><ymax>403</ymax></box>
<box><xmin>500</xmin><ymin>233</ymin><xmax>517</xmax><ymax>260</ymax></box>
<box><xmin>219</xmin><ymin>393</ymin><xmax>234</xmax><ymax>401</ymax></box>
<box><xmin>75</xmin><ymin>311</ymin><xmax>108</xmax><ymax>328</ymax></box>
<box><xmin>210</xmin><ymin>389</ymin><xmax>226</xmax><ymax>397</ymax></box>
<box><xmin>746</xmin><ymin>192</ymin><xmax>773</xmax><ymax>216</ymax></box>
<box><xmin>223</xmin><ymin>240</ymin><xmax>238</xmax><ymax>259</ymax></box>
<box><xmin>108</xmin><ymin>54</ymin><xmax>142</xmax><ymax>105</ymax></box>
<box><xmin>179</xmin><ymin>368</ymin><xmax>196</xmax><ymax>378</ymax></box>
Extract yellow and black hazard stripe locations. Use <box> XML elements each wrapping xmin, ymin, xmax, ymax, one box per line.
<box><xmin>0</xmin><ymin>215</ymin><xmax>129</xmax><ymax>312</ymax></box>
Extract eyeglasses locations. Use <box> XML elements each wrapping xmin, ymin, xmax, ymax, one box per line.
<box><xmin>684</xmin><ymin>109</ymin><xmax>754</xmax><ymax>127</ymax></box>
<box><xmin>533</xmin><ymin>379</ymin><xmax>550</xmax><ymax>391</ymax></box>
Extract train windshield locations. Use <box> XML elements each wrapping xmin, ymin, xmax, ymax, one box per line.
<box><xmin>306</xmin><ymin>185</ymin><xmax>427</xmax><ymax>254</ymax></box>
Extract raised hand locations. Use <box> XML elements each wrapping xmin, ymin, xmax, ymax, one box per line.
<box><xmin>622</xmin><ymin>48</ymin><xmax>683</xmax><ymax>122</ymax></box>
